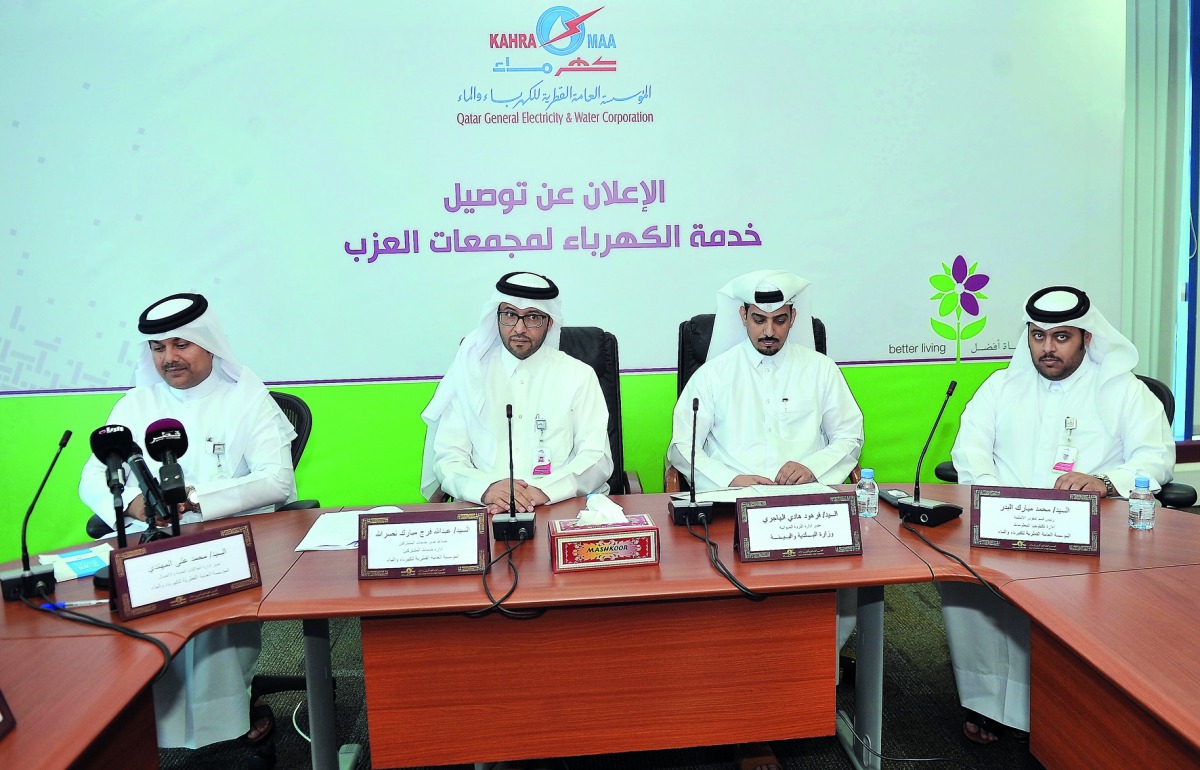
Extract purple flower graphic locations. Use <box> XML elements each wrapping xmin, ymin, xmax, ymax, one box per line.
<box><xmin>928</xmin><ymin>255</ymin><xmax>990</xmax><ymax>362</ymax></box>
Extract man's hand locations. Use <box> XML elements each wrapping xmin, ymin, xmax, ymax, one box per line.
<box><xmin>482</xmin><ymin>479</ymin><xmax>549</xmax><ymax>514</ymax></box>
<box><xmin>774</xmin><ymin>462</ymin><xmax>816</xmax><ymax>485</ymax></box>
<box><xmin>1053</xmin><ymin>472</ymin><xmax>1107</xmax><ymax>496</ymax></box>
<box><xmin>730</xmin><ymin>474</ymin><xmax>773</xmax><ymax>487</ymax></box>
<box><xmin>124</xmin><ymin>494</ymin><xmax>148</xmax><ymax>522</ymax></box>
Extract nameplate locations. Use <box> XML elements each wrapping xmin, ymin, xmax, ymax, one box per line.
<box><xmin>358</xmin><ymin>509</ymin><xmax>487</xmax><ymax>579</ymax></box>
<box><xmin>735</xmin><ymin>493</ymin><xmax>863</xmax><ymax>561</ymax></box>
<box><xmin>111</xmin><ymin>523</ymin><xmax>261</xmax><ymax>620</ymax></box>
<box><xmin>970</xmin><ymin>486</ymin><xmax>1100</xmax><ymax>555</ymax></box>
<box><xmin>0</xmin><ymin>687</ymin><xmax>13</xmax><ymax>740</ymax></box>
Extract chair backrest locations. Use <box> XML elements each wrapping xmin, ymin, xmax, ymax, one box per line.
<box><xmin>558</xmin><ymin>326</ymin><xmax>627</xmax><ymax>494</ymax></box>
<box><xmin>269</xmin><ymin>391</ymin><xmax>313</xmax><ymax>469</ymax></box>
<box><xmin>676</xmin><ymin>313</ymin><xmax>827</xmax><ymax>396</ymax></box>
<box><xmin>1135</xmin><ymin>375</ymin><xmax>1175</xmax><ymax>423</ymax></box>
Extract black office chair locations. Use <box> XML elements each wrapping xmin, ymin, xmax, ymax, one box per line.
<box><xmin>428</xmin><ymin>326</ymin><xmax>642</xmax><ymax>501</ymax></box>
<box><xmin>933</xmin><ymin>375</ymin><xmax>1196</xmax><ymax>508</ymax></box>
<box><xmin>85</xmin><ymin>390</ymin><xmax>319</xmax><ymax>538</ymax></box>
<box><xmin>665</xmin><ymin>313</ymin><xmax>857</xmax><ymax>492</ymax></box>
<box><xmin>559</xmin><ymin>326</ymin><xmax>642</xmax><ymax>494</ymax></box>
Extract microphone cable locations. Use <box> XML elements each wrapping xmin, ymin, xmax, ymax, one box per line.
<box><xmin>835</xmin><ymin>709</ymin><xmax>983</xmax><ymax>769</ymax></box>
<box><xmin>685</xmin><ymin>515</ymin><xmax>764</xmax><ymax>601</ymax></box>
<box><xmin>466</xmin><ymin>532</ymin><xmax>544</xmax><ymax>620</ymax></box>
<box><xmin>22</xmin><ymin>588</ymin><xmax>173</xmax><ymax>681</ymax></box>
<box><xmin>899</xmin><ymin>520</ymin><xmax>1013</xmax><ymax>607</ymax></box>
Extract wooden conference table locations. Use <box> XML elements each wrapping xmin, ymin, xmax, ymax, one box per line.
<box><xmin>4</xmin><ymin>487</ymin><xmax>1200</xmax><ymax>770</ymax></box>
<box><xmin>873</xmin><ymin>484</ymin><xmax>1200</xmax><ymax>769</ymax></box>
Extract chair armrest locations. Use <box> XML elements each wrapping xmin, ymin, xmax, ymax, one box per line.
<box><xmin>664</xmin><ymin>462</ymin><xmax>682</xmax><ymax>494</ymax></box>
<box><xmin>86</xmin><ymin>514</ymin><xmax>115</xmax><ymax>539</ymax></box>
<box><xmin>428</xmin><ymin>487</ymin><xmax>450</xmax><ymax>504</ymax></box>
<box><xmin>275</xmin><ymin>499</ymin><xmax>321</xmax><ymax>512</ymax></box>
<box><xmin>623</xmin><ymin>470</ymin><xmax>644</xmax><ymax>495</ymax></box>
<box><xmin>934</xmin><ymin>461</ymin><xmax>959</xmax><ymax>483</ymax></box>
<box><xmin>1156</xmin><ymin>482</ymin><xmax>1198</xmax><ymax>509</ymax></box>
<box><xmin>847</xmin><ymin>465</ymin><xmax>862</xmax><ymax>484</ymax></box>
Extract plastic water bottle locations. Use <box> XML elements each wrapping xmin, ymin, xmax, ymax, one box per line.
<box><xmin>1128</xmin><ymin>476</ymin><xmax>1156</xmax><ymax>530</ymax></box>
<box><xmin>856</xmin><ymin>469</ymin><xmax>879</xmax><ymax>518</ymax></box>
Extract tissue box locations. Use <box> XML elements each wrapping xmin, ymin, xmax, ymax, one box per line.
<box><xmin>548</xmin><ymin>515</ymin><xmax>659</xmax><ymax>572</ymax></box>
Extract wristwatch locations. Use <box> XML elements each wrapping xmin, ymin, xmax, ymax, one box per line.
<box><xmin>1094</xmin><ymin>474</ymin><xmax>1118</xmax><ymax>498</ymax></box>
<box><xmin>186</xmin><ymin>485</ymin><xmax>201</xmax><ymax>513</ymax></box>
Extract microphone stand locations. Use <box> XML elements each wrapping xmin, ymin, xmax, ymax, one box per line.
<box><xmin>492</xmin><ymin>403</ymin><xmax>535</xmax><ymax>541</ymax></box>
<box><xmin>893</xmin><ymin>381</ymin><xmax>964</xmax><ymax>527</ymax></box>
<box><xmin>1</xmin><ymin>430</ymin><xmax>71</xmax><ymax>601</ymax></box>
<box><xmin>670</xmin><ymin>398</ymin><xmax>714</xmax><ymax>525</ymax></box>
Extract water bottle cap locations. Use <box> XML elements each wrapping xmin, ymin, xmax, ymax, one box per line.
<box><xmin>1135</xmin><ymin>476</ymin><xmax>1150</xmax><ymax>488</ymax></box>
<box><xmin>861</xmin><ymin>468</ymin><xmax>874</xmax><ymax>479</ymax></box>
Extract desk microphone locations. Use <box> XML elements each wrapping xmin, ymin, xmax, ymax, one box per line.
<box><xmin>670</xmin><ymin>397</ymin><xmax>714</xmax><ymax>525</ymax></box>
<box><xmin>145</xmin><ymin>418</ymin><xmax>188</xmax><ymax>508</ymax></box>
<box><xmin>491</xmin><ymin>403</ymin><xmax>535</xmax><ymax>541</ymax></box>
<box><xmin>1</xmin><ymin>430</ymin><xmax>69</xmax><ymax>600</ymax></box>
<box><xmin>885</xmin><ymin>381</ymin><xmax>963</xmax><ymax>527</ymax></box>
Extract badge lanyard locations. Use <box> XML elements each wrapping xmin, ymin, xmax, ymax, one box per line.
<box><xmin>1051</xmin><ymin>416</ymin><xmax>1077</xmax><ymax>475</ymax></box>
<box><xmin>532</xmin><ymin>414</ymin><xmax>552</xmax><ymax>475</ymax></box>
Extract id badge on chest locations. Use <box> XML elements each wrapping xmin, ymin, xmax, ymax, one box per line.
<box><xmin>1050</xmin><ymin>417</ymin><xmax>1077</xmax><ymax>475</ymax></box>
<box><xmin>531</xmin><ymin>415</ymin><xmax>552</xmax><ymax>476</ymax></box>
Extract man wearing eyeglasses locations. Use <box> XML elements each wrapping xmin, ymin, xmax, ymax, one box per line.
<box><xmin>420</xmin><ymin>271</ymin><xmax>614</xmax><ymax>513</ymax></box>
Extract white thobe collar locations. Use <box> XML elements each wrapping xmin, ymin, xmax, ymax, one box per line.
<box><xmin>162</xmin><ymin>369</ymin><xmax>226</xmax><ymax>403</ymax></box>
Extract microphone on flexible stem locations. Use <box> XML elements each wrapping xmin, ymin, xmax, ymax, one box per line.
<box><xmin>670</xmin><ymin>398</ymin><xmax>715</xmax><ymax>525</ymax></box>
<box><xmin>889</xmin><ymin>380</ymin><xmax>964</xmax><ymax>527</ymax></box>
<box><xmin>1</xmin><ymin>430</ymin><xmax>70</xmax><ymax>600</ymax></box>
<box><xmin>491</xmin><ymin>403</ymin><xmax>536</xmax><ymax>541</ymax></box>
<box><xmin>89</xmin><ymin>425</ymin><xmax>135</xmax><ymax>549</ymax></box>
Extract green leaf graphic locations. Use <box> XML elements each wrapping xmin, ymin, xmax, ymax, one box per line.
<box><xmin>961</xmin><ymin>317</ymin><xmax>988</xmax><ymax>340</ymax></box>
<box><xmin>930</xmin><ymin>318</ymin><xmax>957</xmax><ymax>340</ymax></box>
<box><xmin>937</xmin><ymin>293</ymin><xmax>958</xmax><ymax>316</ymax></box>
<box><xmin>929</xmin><ymin>274</ymin><xmax>955</xmax><ymax>292</ymax></box>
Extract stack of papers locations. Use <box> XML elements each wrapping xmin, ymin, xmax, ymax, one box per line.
<box><xmin>671</xmin><ymin>482</ymin><xmax>836</xmax><ymax>504</ymax></box>
<box><xmin>294</xmin><ymin>506</ymin><xmax>402</xmax><ymax>551</ymax></box>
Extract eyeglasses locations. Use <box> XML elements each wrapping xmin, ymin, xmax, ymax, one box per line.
<box><xmin>497</xmin><ymin>310</ymin><xmax>549</xmax><ymax>329</ymax></box>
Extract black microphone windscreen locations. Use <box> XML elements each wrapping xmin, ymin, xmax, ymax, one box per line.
<box><xmin>145</xmin><ymin>418</ymin><xmax>188</xmax><ymax>461</ymax></box>
<box><xmin>60</xmin><ymin>430</ymin><xmax>72</xmax><ymax>448</ymax></box>
<box><xmin>506</xmin><ymin>403</ymin><xmax>513</xmax><ymax>419</ymax></box>
<box><xmin>90</xmin><ymin>425</ymin><xmax>134</xmax><ymax>462</ymax></box>
<box><xmin>947</xmin><ymin>380</ymin><xmax>958</xmax><ymax>396</ymax></box>
<box><xmin>692</xmin><ymin>397</ymin><xmax>699</xmax><ymax>411</ymax></box>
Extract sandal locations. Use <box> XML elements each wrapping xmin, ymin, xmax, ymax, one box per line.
<box><xmin>240</xmin><ymin>698</ymin><xmax>275</xmax><ymax>745</ymax></box>
<box><xmin>962</xmin><ymin>709</ymin><xmax>1001</xmax><ymax>745</ymax></box>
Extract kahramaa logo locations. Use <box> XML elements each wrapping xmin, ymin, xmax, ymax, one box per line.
<box><xmin>490</xmin><ymin>6</ymin><xmax>612</xmax><ymax>55</ymax></box>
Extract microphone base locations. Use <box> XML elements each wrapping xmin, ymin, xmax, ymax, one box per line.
<box><xmin>669</xmin><ymin>500</ymin><xmax>715</xmax><ymax>526</ymax></box>
<box><xmin>491</xmin><ymin>512</ymin><xmax>537</xmax><ymax>542</ymax></box>
<box><xmin>897</xmin><ymin>498</ymin><xmax>963</xmax><ymax>527</ymax></box>
<box><xmin>1</xmin><ymin>564</ymin><xmax>57</xmax><ymax>601</ymax></box>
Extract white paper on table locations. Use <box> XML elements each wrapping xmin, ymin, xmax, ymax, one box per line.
<box><xmin>671</xmin><ymin>482</ymin><xmax>836</xmax><ymax>504</ymax></box>
<box><xmin>295</xmin><ymin>506</ymin><xmax>402</xmax><ymax>551</ymax></box>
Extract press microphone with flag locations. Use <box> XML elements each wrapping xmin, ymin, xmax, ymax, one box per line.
<box><xmin>670</xmin><ymin>397</ymin><xmax>714</xmax><ymax>525</ymax></box>
<box><xmin>126</xmin><ymin>442</ymin><xmax>178</xmax><ymax>539</ymax></box>
<box><xmin>145</xmin><ymin>418</ymin><xmax>188</xmax><ymax>508</ymax></box>
<box><xmin>492</xmin><ymin>403</ymin><xmax>535</xmax><ymax>541</ymax></box>
<box><xmin>881</xmin><ymin>380</ymin><xmax>963</xmax><ymax>527</ymax></box>
<box><xmin>89</xmin><ymin>424</ymin><xmax>135</xmax><ymax>548</ymax></box>
<box><xmin>1</xmin><ymin>430</ymin><xmax>70</xmax><ymax>601</ymax></box>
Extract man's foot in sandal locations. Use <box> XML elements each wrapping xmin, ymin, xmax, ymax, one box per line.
<box><xmin>962</xmin><ymin>710</ymin><xmax>1001</xmax><ymax>745</ymax></box>
<box><xmin>241</xmin><ymin>697</ymin><xmax>274</xmax><ymax>745</ymax></box>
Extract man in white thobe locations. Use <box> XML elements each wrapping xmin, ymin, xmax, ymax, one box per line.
<box><xmin>79</xmin><ymin>292</ymin><xmax>297</xmax><ymax>748</ymax></box>
<box><xmin>943</xmin><ymin>285</ymin><xmax>1174</xmax><ymax>744</ymax></box>
<box><xmin>421</xmin><ymin>271</ymin><xmax>613</xmax><ymax>512</ymax></box>
<box><xmin>667</xmin><ymin>269</ymin><xmax>864</xmax><ymax>770</ymax></box>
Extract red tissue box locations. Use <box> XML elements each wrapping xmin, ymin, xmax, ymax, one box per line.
<box><xmin>548</xmin><ymin>514</ymin><xmax>659</xmax><ymax>573</ymax></box>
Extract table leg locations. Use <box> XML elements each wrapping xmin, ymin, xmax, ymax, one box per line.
<box><xmin>304</xmin><ymin>617</ymin><xmax>338</xmax><ymax>770</ymax></box>
<box><xmin>836</xmin><ymin>584</ymin><xmax>883</xmax><ymax>770</ymax></box>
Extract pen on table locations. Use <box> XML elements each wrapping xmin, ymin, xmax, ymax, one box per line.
<box><xmin>40</xmin><ymin>599</ymin><xmax>108</xmax><ymax>609</ymax></box>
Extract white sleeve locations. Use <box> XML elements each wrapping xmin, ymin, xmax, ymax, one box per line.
<box><xmin>194</xmin><ymin>397</ymin><xmax>297</xmax><ymax>519</ymax></box>
<box><xmin>532</xmin><ymin>370</ymin><xmax>613</xmax><ymax>503</ymax></box>
<box><xmin>1103</xmin><ymin>378</ymin><xmax>1175</xmax><ymax>497</ymax></box>
<box><xmin>667</xmin><ymin>370</ymin><xmax>740</xmax><ymax>491</ymax></box>
<box><xmin>951</xmin><ymin>377</ymin><xmax>1002</xmax><ymax>487</ymax></box>
<box><xmin>799</xmin><ymin>361</ymin><xmax>864</xmax><ymax>484</ymax></box>
<box><xmin>432</xmin><ymin>398</ymin><xmax>496</xmax><ymax>505</ymax></box>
